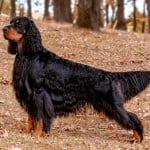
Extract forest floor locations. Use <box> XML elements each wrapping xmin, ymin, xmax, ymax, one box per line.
<box><xmin>0</xmin><ymin>16</ymin><xmax>150</xmax><ymax>150</ymax></box>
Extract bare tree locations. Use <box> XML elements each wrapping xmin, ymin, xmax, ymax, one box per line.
<box><xmin>0</xmin><ymin>0</ymin><xmax>4</xmax><ymax>14</ymax></box>
<box><xmin>142</xmin><ymin>0</ymin><xmax>146</xmax><ymax>33</ymax></box>
<box><xmin>105</xmin><ymin>0</ymin><xmax>116</xmax><ymax>27</ymax></box>
<box><xmin>133</xmin><ymin>0</ymin><xmax>136</xmax><ymax>31</ymax></box>
<box><xmin>10</xmin><ymin>0</ymin><xmax>16</xmax><ymax>17</ymax></box>
<box><xmin>76</xmin><ymin>0</ymin><xmax>100</xmax><ymax>30</ymax></box>
<box><xmin>53</xmin><ymin>0</ymin><xmax>72</xmax><ymax>22</ymax></box>
<box><xmin>43</xmin><ymin>0</ymin><xmax>50</xmax><ymax>20</ymax></box>
<box><xmin>115</xmin><ymin>0</ymin><xmax>126</xmax><ymax>30</ymax></box>
<box><xmin>100</xmin><ymin>0</ymin><xmax>104</xmax><ymax>27</ymax></box>
<box><xmin>27</xmin><ymin>0</ymin><xmax>32</xmax><ymax>18</ymax></box>
<box><xmin>146</xmin><ymin>0</ymin><xmax>150</xmax><ymax>33</ymax></box>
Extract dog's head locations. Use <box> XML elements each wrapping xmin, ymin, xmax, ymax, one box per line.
<box><xmin>3</xmin><ymin>16</ymin><xmax>42</xmax><ymax>54</ymax></box>
<box><xmin>3</xmin><ymin>17</ymin><xmax>30</xmax><ymax>42</ymax></box>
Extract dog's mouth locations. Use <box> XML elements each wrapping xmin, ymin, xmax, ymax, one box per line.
<box><xmin>3</xmin><ymin>26</ymin><xmax>23</xmax><ymax>42</ymax></box>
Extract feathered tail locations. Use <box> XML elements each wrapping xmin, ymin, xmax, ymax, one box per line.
<box><xmin>117</xmin><ymin>71</ymin><xmax>150</xmax><ymax>101</ymax></box>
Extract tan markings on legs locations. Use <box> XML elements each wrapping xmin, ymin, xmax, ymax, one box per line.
<box><xmin>27</xmin><ymin>114</ymin><xmax>36</xmax><ymax>133</ymax></box>
<box><xmin>133</xmin><ymin>130</ymin><xmax>140</xmax><ymax>142</ymax></box>
<box><xmin>100</xmin><ymin>111</ymin><xmax>106</xmax><ymax>120</ymax></box>
<box><xmin>33</xmin><ymin>119</ymin><xmax>43</xmax><ymax>137</ymax></box>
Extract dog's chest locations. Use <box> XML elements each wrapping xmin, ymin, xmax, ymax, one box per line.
<box><xmin>12</xmin><ymin>56</ymin><xmax>28</xmax><ymax>96</ymax></box>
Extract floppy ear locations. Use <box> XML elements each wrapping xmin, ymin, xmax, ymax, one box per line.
<box><xmin>23</xmin><ymin>20</ymin><xmax>42</xmax><ymax>53</ymax></box>
<box><xmin>8</xmin><ymin>41</ymin><xmax>18</xmax><ymax>55</ymax></box>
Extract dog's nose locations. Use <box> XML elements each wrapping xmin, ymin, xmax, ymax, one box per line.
<box><xmin>3</xmin><ymin>26</ymin><xmax>9</xmax><ymax>32</ymax></box>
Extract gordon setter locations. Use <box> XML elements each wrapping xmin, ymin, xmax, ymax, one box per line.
<box><xmin>2</xmin><ymin>16</ymin><xmax>150</xmax><ymax>142</ymax></box>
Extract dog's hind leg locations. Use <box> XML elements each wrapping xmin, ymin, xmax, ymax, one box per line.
<box><xmin>109</xmin><ymin>79</ymin><xmax>143</xmax><ymax>142</ymax></box>
<box><xmin>104</xmin><ymin>103</ymin><xmax>143</xmax><ymax>142</ymax></box>
<box><xmin>127</xmin><ymin>112</ymin><xmax>143</xmax><ymax>142</ymax></box>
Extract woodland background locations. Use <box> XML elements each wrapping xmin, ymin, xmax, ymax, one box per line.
<box><xmin>1</xmin><ymin>0</ymin><xmax>150</xmax><ymax>32</ymax></box>
<box><xmin>0</xmin><ymin>0</ymin><xmax>150</xmax><ymax>150</ymax></box>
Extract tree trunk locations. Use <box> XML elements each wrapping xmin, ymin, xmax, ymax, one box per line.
<box><xmin>0</xmin><ymin>0</ymin><xmax>4</xmax><ymax>14</ymax></box>
<box><xmin>76</xmin><ymin>0</ymin><xmax>100</xmax><ymax>30</ymax></box>
<box><xmin>142</xmin><ymin>1</ymin><xmax>146</xmax><ymax>33</ymax></box>
<box><xmin>10</xmin><ymin>0</ymin><xmax>16</xmax><ymax>17</ymax></box>
<box><xmin>43</xmin><ymin>0</ymin><xmax>50</xmax><ymax>20</ymax></box>
<box><xmin>146</xmin><ymin>0</ymin><xmax>150</xmax><ymax>33</ymax></box>
<box><xmin>133</xmin><ymin>0</ymin><xmax>136</xmax><ymax>32</ymax></box>
<box><xmin>53</xmin><ymin>0</ymin><xmax>72</xmax><ymax>23</ymax></box>
<box><xmin>106</xmin><ymin>3</ymin><xmax>109</xmax><ymax>25</ymax></box>
<box><xmin>100</xmin><ymin>0</ymin><xmax>104</xmax><ymax>27</ymax></box>
<box><xmin>27</xmin><ymin>0</ymin><xmax>32</xmax><ymax>18</ymax></box>
<box><xmin>115</xmin><ymin>0</ymin><xmax>126</xmax><ymax>30</ymax></box>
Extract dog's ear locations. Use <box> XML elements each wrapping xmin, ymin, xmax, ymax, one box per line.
<box><xmin>25</xmin><ymin>20</ymin><xmax>41</xmax><ymax>39</ymax></box>
<box><xmin>23</xmin><ymin>20</ymin><xmax>42</xmax><ymax>53</ymax></box>
<box><xmin>8</xmin><ymin>41</ymin><xmax>18</xmax><ymax>55</ymax></box>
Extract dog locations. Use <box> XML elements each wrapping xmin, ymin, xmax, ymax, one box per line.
<box><xmin>3</xmin><ymin>16</ymin><xmax>150</xmax><ymax>142</ymax></box>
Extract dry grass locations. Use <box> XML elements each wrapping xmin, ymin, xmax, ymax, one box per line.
<box><xmin>0</xmin><ymin>16</ymin><xmax>150</xmax><ymax>150</ymax></box>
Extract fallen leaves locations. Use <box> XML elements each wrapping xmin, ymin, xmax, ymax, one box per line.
<box><xmin>0</xmin><ymin>77</ymin><xmax>12</xmax><ymax>85</ymax></box>
<box><xmin>0</xmin><ymin>129</ymin><xmax>8</xmax><ymax>138</ymax></box>
<box><xmin>0</xmin><ymin>18</ymin><xmax>150</xmax><ymax>150</ymax></box>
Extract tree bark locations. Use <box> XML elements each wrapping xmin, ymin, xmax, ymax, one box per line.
<box><xmin>100</xmin><ymin>0</ymin><xmax>104</xmax><ymax>27</ymax></box>
<box><xmin>43</xmin><ymin>0</ymin><xmax>50</xmax><ymax>20</ymax></box>
<box><xmin>115</xmin><ymin>0</ymin><xmax>126</xmax><ymax>30</ymax></box>
<box><xmin>105</xmin><ymin>3</ymin><xmax>109</xmax><ymax>25</ymax></box>
<box><xmin>10</xmin><ymin>0</ymin><xmax>16</xmax><ymax>17</ymax></box>
<box><xmin>146</xmin><ymin>0</ymin><xmax>150</xmax><ymax>33</ymax></box>
<box><xmin>142</xmin><ymin>1</ymin><xmax>146</xmax><ymax>33</ymax></box>
<box><xmin>0</xmin><ymin>0</ymin><xmax>4</xmax><ymax>14</ymax></box>
<box><xmin>133</xmin><ymin>0</ymin><xmax>136</xmax><ymax>32</ymax></box>
<box><xmin>27</xmin><ymin>0</ymin><xmax>32</xmax><ymax>18</ymax></box>
<box><xmin>76</xmin><ymin>0</ymin><xmax>100</xmax><ymax>30</ymax></box>
<box><xmin>53</xmin><ymin>0</ymin><xmax>72</xmax><ymax>23</ymax></box>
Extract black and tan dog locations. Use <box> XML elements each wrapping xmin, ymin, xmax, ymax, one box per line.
<box><xmin>3</xmin><ymin>16</ymin><xmax>150</xmax><ymax>142</ymax></box>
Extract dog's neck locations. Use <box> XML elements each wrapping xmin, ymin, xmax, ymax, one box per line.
<box><xmin>17</xmin><ymin>39</ymin><xmax>24</xmax><ymax>54</ymax></box>
<box><xmin>15</xmin><ymin>32</ymin><xmax>43</xmax><ymax>55</ymax></box>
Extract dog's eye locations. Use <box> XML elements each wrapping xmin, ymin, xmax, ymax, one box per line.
<box><xmin>15</xmin><ymin>20</ymin><xmax>21</xmax><ymax>26</ymax></box>
<box><xmin>16</xmin><ymin>20</ymin><xmax>20</xmax><ymax>24</ymax></box>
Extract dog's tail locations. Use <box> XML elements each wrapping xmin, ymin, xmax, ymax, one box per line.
<box><xmin>117</xmin><ymin>71</ymin><xmax>150</xmax><ymax>101</ymax></box>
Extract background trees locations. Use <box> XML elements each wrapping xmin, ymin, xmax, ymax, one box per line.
<box><xmin>105</xmin><ymin>0</ymin><xmax>115</xmax><ymax>27</ymax></box>
<box><xmin>10</xmin><ymin>0</ymin><xmax>16</xmax><ymax>17</ymax></box>
<box><xmin>115</xmin><ymin>0</ymin><xmax>126</xmax><ymax>30</ymax></box>
<box><xmin>76</xmin><ymin>0</ymin><xmax>100</xmax><ymax>30</ymax></box>
<box><xmin>43</xmin><ymin>0</ymin><xmax>50</xmax><ymax>20</ymax></box>
<box><xmin>1</xmin><ymin>0</ymin><xmax>150</xmax><ymax>32</ymax></box>
<box><xmin>0</xmin><ymin>0</ymin><xmax>4</xmax><ymax>14</ymax></box>
<box><xmin>53</xmin><ymin>0</ymin><xmax>72</xmax><ymax>23</ymax></box>
<box><xmin>146</xmin><ymin>0</ymin><xmax>150</xmax><ymax>33</ymax></box>
<box><xmin>27</xmin><ymin>0</ymin><xmax>32</xmax><ymax>18</ymax></box>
